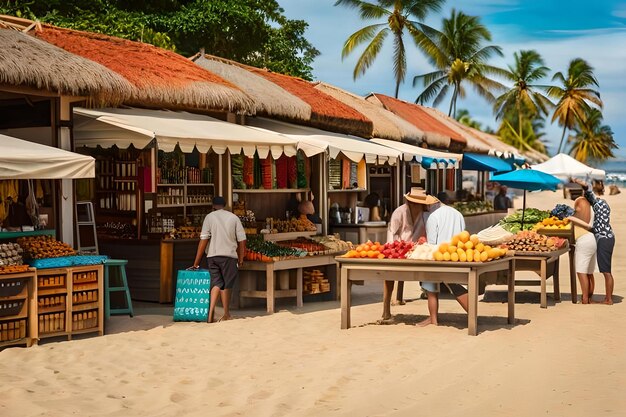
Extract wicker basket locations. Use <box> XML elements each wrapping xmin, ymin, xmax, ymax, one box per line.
<box><xmin>0</xmin><ymin>299</ymin><xmax>25</xmax><ymax>317</ymax></box>
<box><xmin>0</xmin><ymin>278</ymin><xmax>28</xmax><ymax>297</ymax></box>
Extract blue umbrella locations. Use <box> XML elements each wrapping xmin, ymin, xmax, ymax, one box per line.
<box><xmin>491</xmin><ymin>168</ymin><xmax>562</xmax><ymax>228</ymax></box>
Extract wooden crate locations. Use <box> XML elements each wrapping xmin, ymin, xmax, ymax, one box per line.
<box><xmin>0</xmin><ymin>269</ymin><xmax>36</xmax><ymax>348</ymax></box>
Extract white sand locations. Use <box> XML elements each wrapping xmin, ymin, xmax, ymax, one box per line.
<box><xmin>1</xmin><ymin>190</ymin><xmax>625</xmax><ymax>416</ymax></box>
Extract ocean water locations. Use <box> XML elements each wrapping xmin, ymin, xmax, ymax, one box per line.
<box><xmin>605</xmin><ymin>172</ymin><xmax>626</xmax><ymax>187</ymax></box>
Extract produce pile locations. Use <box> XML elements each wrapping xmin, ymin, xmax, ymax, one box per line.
<box><xmin>244</xmin><ymin>235</ymin><xmax>306</xmax><ymax>262</ymax></box>
<box><xmin>168</xmin><ymin>226</ymin><xmax>200</xmax><ymax>240</ymax></box>
<box><xmin>502</xmin><ymin>230</ymin><xmax>568</xmax><ymax>253</ymax></box>
<box><xmin>312</xmin><ymin>235</ymin><xmax>353</xmax><ymax>253</ymax></box>
<box><xmin>277</xmin><ymin>238</ymin><xmax>328</xmax><ymax>255</ymax></box>
<box><xmin>433</xmin><ymin>231</ymin><xmax>508</xmax><ymax>262</ymax></box>
<box><xmin>452</xmin><ymin>200</ymin><xmax>494</xmax><ymax>215</ymax></box>
<box><xmin>17</xmin><ymin>236</ymin><xmax>76</xmax><ymax>259</ymax></box>
<box><xmin>532</xmin><ymin>216</ymin><xmax>571</xmax><ymax>231</ymax></box>
<box><xmin>498</xmin><ymin>209</ymin><xmax>550</xmax><ymax>233</ymax></box>
<box><xmin>0</xmin><ymin>242</ymin><xmax>25</xmax><ymax>272</ymax></box>
<box><xmin>262</xmin><ymin>216</ymin><xmax>317</xmax><ymax>233</ymax></box>
<box><xmin>342</xmin><ymin>240</ymin><xmax>388</xmax><ymax>259</ymax></box>
<box><xmin>551</xmin><ymin>204</ymin><xmax>575</xmax><ymax>220</ymax></box>
<box><xmin>476</xmin><ymin>225</ymin><xmax>514</xmax><ymax>245</ymax></box>
<box><xmin>238</xmin><ymin>210</ymin><xmax>257</xmax><ymax>234</ymax></box>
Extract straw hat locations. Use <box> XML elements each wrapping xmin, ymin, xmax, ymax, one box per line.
<box><xmin>404</xmin><ymin>187</ymin><xmax>439</xmax><ymax>205</ymax></box>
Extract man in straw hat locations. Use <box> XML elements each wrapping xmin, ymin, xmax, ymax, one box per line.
<box><xmin>382</xmin><ymin>187</ymin><xmax>438</xmax><ymax>320</ymax></box>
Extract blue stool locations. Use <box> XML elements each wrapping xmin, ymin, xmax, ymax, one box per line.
<box><xmin>104</xmin><ymin>259</ymin><xmax>134</xmax><ymax>318</ymax></box>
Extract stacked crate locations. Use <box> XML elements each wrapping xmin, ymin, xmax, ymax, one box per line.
<box><xmin>0</xmin><ymin>270</ymin><xmax>36</xmax><ymax>348</ymax></box>
<box><xmin>303</xmin><ymin>269</ymin><xmax>330</xmax><ymax>294</ymax></box>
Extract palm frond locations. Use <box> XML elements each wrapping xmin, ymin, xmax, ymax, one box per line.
<box><xmin>353</xmin><ymin>28</ymin><xmax>389</xmax><ymax>79</ymax></box>
<box><xmin>392</xmin><ymin>32</ymin><xmax>407</xmax><ymax>87</ymax></box>
<box><xmin>341</xmin><ymin>24</ymin><xmax>388</xmax><ymax>59</ymax></box>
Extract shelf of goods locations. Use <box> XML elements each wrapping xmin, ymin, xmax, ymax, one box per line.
<box><xmin>151</xmin><ymin>181</ymin><xmax>215</xmax><ymax>235</ymax></box>
<box><xmin>0</xmin><ymin>269</ymin><xmax>37</xmax><ymax>348</ymax></box>
<box><xmin>96</xmin><ymin>159</ymin><xmax>139</xmax><ymax>212</ymax></box>
<box><xmin>36</xmin><ymin>265</ymin><xmax>104</xmax><ymax>341</ymax></box>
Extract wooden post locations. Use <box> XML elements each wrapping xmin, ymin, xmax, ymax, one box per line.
<box><xmin>508</xmin><ymin>259</ymin><xmax>515</xmax><ymax>324</ymax></box>
<box><xmin>467</xmin><ymin>269</ymin><xmax>478</xmax><ymax>336</ymax></box>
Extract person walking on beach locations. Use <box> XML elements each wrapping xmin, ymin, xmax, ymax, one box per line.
<box><xmin>572</xmin><ymin>180</ymin><xmax>615</xmax><ymax>304</ymax></box>
<box><xmin>493</xmin><ymin>186</ymin><xmax>513</xmax><ymax>211</ymax></box>
<box><xmin>191</xmin><ymin>196</ymin><xmax>247</xmax><ymax>322</ymax></box>
<box><xmin>382</xmin><ymin>188</ymin><xmax>435</xmax><ymax>320</ymax></box>
<box><xmin>419</xmin><ymin>192</ymin><xmax>468</xmax><ymax>326</ymax></box>
<box><xmin>567</xmin><ymin>196</ymin><xmax>597</xmax><ymax>304</ymax></box>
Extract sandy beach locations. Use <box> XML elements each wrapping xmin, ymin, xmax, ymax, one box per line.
<box><xmin>1</xmin><ymin>189</ymin><xmax>625</xmax><ymax>417</ymax></box>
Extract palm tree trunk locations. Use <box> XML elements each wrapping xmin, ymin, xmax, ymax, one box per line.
<box><xmin>556</xmin><ymin>124</ymin><xmax>567</xmax><ymax>154</ymax></box>
<box><xmin>448</xmin><ymin>85</ymin><xmax>458</xmax><ymax>117</ymax></box>
<box><xmin>394</xmin><ymin>80</ymin><xmax>400</xmax><ymax>99</ymax></box>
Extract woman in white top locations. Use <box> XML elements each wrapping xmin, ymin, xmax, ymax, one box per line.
<box><xmin>568</xmin><ymin>196</ymin><xmax>596</xmax><ymax>304</ymax></box>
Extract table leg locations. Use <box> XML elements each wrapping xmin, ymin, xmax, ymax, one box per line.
<box><xmin>553</xmin><ymin>258</ymin><xmax>561</xmax><ymax>301</ymax></box>
<box><xmin>340</xmin><ymin>266</ymin><xmax>351</xmax><ymax>329</ymax></box>
<box><xmin>569</xmin><ymin>247</ymin><xmax>577</xmax><ymax>303</ymax></box>
<box><xmin>468</xmin><ymin>270</ymin><xmax>478</xmax><ymax>336</ymax></box>
<box><xmin>266</xmin><ymin>264</ymin><xmax>275</xmax><ymax>314</ymax></box>
<box><xmin>296</xmin><ymin>268</ymin><xmax>303</xmax><ymax>308</ymax></box>
<box><xmin>334</xmin><ymin>264</ymin><xmax>341</xmax><ymax>301</ymax></box>
<box><xmin>540</xmin><ymin>259</ymin><xmax>547</xmax><ymax>309</ymax></box>
<box><xmin>508</xmin><ymin>259</ymin><xmax>515</xmax><ymax>324</ymax></box>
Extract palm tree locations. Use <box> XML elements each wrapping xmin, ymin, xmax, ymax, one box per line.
<box><xmin>413</xmin><ymin>9</ymin><xmax>506</xmax><ymax>117</ymax></box>
<box><xmin>456</xmin><ymin>109</ymin><xmax>482</xmax><ymax>130</ymax></box>
<box><xmin>547</xmin><ymin>58</ymin><xmax>603</xmax><ymax>154</ymax></box>
<box><xmin>494</xmin><ymin>50</ymin><xmax>554</xmax><ymax>144</ymax></box>
<box><xmin>568</xmin><ymin>108</ymin><xmax>616</xmax><ymax>163</ymax></box>
<box><xmin>335</xmin><ymin>0</ymin><xmax>446</xmax><ymax>98</ymax></box>
<box><xmin>497</xmin><ymin>109</ymin><xmax>548</xmax><ymax>154</ymax></box>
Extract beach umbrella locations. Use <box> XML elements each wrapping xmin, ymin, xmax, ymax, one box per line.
<box><xmin>491</xmin><ymin>168</ymin><xmax>562</xmax><ymax>228</ymax></box>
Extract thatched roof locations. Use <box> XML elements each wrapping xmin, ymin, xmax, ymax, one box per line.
<box><xmin>0</xmin><ymin>28</ymin><xmax>133</xmax><ymax>105</ymax></box>
<box><xmin>191</xmin><ymin>53</ymin><xmax>312</xmax><ymax>121</ymax></box>
<box><xmin>366</xmin><ymin>94</ymin><xmax>462</xmax><ymax>149</ymax></box>
<box><xmin>417</xmin><ymin>106</ymin><xmax>490</xmax><ymax>153</ymax></box>
<box><xmin>245</xmin><ymin>68</ymin><xmax>373</xmax><ymax>138</ymax></box>
<box><xmin>33</xmin><ymin>25</ymin><xmax>255</xmax><ymax>113</ymax></box>
<box><xmin>313</xmin><ymin>82</ymin><xmax>424</xmax><ymax>143</ymax></box>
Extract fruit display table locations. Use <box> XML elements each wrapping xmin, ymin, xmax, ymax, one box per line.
<box><xmin>535</xmin><ymin>228</ymin><xmax>576</xmax><ymax>303</ymax></box>
<box><xmin>512</xmin><ymin>247</ymin><xmax>570</xmax><ymax>308</ymax></box>
<box><xmin>335</xmin><ymin>256</ymin><xmax>516</xmax><ymax>336</ymax></box>
<box><xmin>239</xmin><ymin>255</ymin><xmax>338</xmax><ymax>313</ymax></box>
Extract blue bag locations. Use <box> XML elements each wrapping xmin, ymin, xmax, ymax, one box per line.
<box><xmin>173</xmin><ymin>269</ymin><xmax>211</xmax><ymax>322</ymax></box>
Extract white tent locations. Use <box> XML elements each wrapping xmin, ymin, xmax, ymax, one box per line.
<box><xmin>0</xmin><ymin>134</ymin><xmax>94</xmax><ymax>179</ymax></box>
<box><xmin>73</xmin><ymin>107</ymin><xmax>325</xmax><ymax>159</ymax></box>
<box><xmin>531</xmin><ymin>153</ymin><xmax>605</xmax><ymax>180</ymax></box>
<box><xmin>246</xmin><ymin>117</ymin><xmax>400</xmax><ymax>165</ymax></box>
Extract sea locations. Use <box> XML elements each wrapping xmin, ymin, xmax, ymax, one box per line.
<box><xmin>599</xmin><ymin>159</ymin><xmax>626</xmax><ymax>187</ymax></box>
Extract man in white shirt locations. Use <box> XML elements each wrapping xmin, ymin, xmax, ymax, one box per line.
<box><xmin>192</xmin><ymin>196</ymin><xmax>247</xmax><ymax>323</ymax></box>
<box><xmin>420</xmin><ymin>192</ymin><xmax>469</xmax><ymax>327</ymax></box>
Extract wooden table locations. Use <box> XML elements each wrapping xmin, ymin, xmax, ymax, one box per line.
<box><xmin>336</xmin><ymin>257</ymin><xmax>516</xmax><ymax>336</ymax></box>
<box><xmin>536</xmin><ymin>228</ymin><xmax>576</xmax><ymax>303</ymax></box>
<box><xmin>239</xmin><ymin>255</ymin><xmax>338</xmax><ymax>313</ymax></box>
<box><xmin>513</xmin><ymin>247</ymin><xmax>569</xmax><ymax>308</ymax></box>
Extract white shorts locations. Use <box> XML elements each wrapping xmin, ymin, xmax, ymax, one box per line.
<box><xmin>575</xmin><ymin>233</ymin><xmax>597</xmax><ymax>274</ymax></box>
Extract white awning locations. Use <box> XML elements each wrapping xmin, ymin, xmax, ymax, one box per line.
<box><xmin>0</xmin><ymin>134</ymin><xmax>94</xmax><ymax>179</ymax></box>
<box><xmin>73</xmin><ymin>107</ymin><xmax>325</xmax><ymax>159</ymax></box>
<box><xmin>370</xmin><ymin>138</ymin><xmax>462</xmax><ymax>167</ymax></box>
<box><xmin>246</xmin><ymin>118</ymin><xmax>400</xmax><ymax>165</ymax></box>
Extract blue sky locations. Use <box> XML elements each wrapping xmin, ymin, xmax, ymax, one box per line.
<box><xmin>278</xmin><ymin>0</ymin><xmax>626</xmax><ymax>163</ymax></box>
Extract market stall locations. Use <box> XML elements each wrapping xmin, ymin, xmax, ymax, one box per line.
<box><xmin>72</xmin><ymin>107</ymin><xmax>330</xmax><ymax>302</ymax></box>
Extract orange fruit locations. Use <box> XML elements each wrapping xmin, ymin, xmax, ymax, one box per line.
<box><xmin>459</xmin><ymin>251</ymin><xmax>467</xmax><ymax>262</ymax></box>
<box><xmin>464</xmin><ymin>241</ymin><xmax>474</xmax><ymax>250</ymax></box>
<box><xmin>439</xmin><ymin>243</ymin><xmax>449</xmax><ymax>253</ymax></box>
<box><xmin>459</xmin><ymin>231</ymin><xmax>470</xmax><ymax>243</ymax></box>
<box><xmin>466</xmin><ymin>249</ymin><xmax>474</xmax><ymax>262</ymax></box>
<box><xmin>363</xmin><ymin>244</ymin><xmax>371</xmax><ymax>252</ymax></box>
<box><xmin>360</xmin><ymin>251</ymin><xmax>368</xmax><ymax>258</ymax></box>
<box><xmin>377</xmin><ymin>253</ymin><xmax>385</xmax><ymax>259</ymax></box>
<box><xmin>470</xmin><ymin>234</ymin><xmax>480</xmax><ymax>245</ymax></box>
<box><xmin>374</xmin><ymin>241</ymin><xmax>381</xmax><ymax>247</ymax></box>
<box><xmin>356</xmin><ymin>245</ymin><xmax>364</xmax><ymax>252</ymax></box>
<box><xmin>443</xmin><ymin>252</ymin><xmax>451</xmax><ymax>261</ymax></box>
<box><xmin>450</xmin><ymin>252</ymin><xmax>459</xmax><ymax>262</ymax></box>
<box><xmin>448</xmin><ymin>245</ymin><xmax>457</xmax><ymax>254</ymax></box>
<box><xmin>484</xmin><ymin>245</ymin><xmax>492</xmax><ymax>252</ymax></box>
<box><xmin>370</xmin><ymin>244</ymin><xmax>379</xmax><ymax>251</ymax></box>
<box><xmin>475</xmin><ymin>243</ymin><xmax>485</xmax><ymax>253</ymax></box>
<box><xmin>480</xmin><ymin>251</ymin><xmax>489</xmax><ymax>262</ymax></box>
<box><xmin>367</xmin><ymin>250</ymin><xmax>375</xmax><ymax>258</ymax></box>
<box><xmin>434</xmin><ymin>251</ymin><xmax>444</xmax><ymax>261</ymax></box>
<box><xmin>451</xmin><ymin>236</ymin><xmax>460</xmax><ymax>246</ymax></box>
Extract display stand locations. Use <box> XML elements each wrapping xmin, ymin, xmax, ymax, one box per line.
<box><xmin>0</xmin><ymin>269</ymin><xmax>37</xmax><ymax>348</ymax></box>
<box><xmin>36</xmin><ymin>264</ymin><xmax>104</xmax><ymax>342</ymax></box>
<box><xmin>336</xmin><ymin>257</ymin><xmax>516</xmax><ymax>336</ymax></box>
<box><xmin>239</xmin><ymin>255</ymin><xmax>338</xmax><ymax>313</ymax></box>
<box><xmin>512</xmin><ymin>247</ymin><xmax>569</xmax><ymax>309</ymax></box>
<box><xmin>536</xmin><ymin>228</ymin><xmax>576</xmax><ymax>303</ymax></box>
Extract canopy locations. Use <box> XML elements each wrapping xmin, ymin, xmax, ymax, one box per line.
<box><xmin>491</xmin><ymin>169</ymin><xmax>561</xmax><ymax>192</ymax></box>
<box><xmin>0</xmin><ymin>134</ymin><xmax>94</xmax><ymax>179</ymax></box>
<box><xmin>491</xmin><ymin>168</ymin><xmax>561</xmax><ymax>228</ymax></box>
<box><xmin>531</xmin><ymin>153</ymin><xmax>605</xmax><ymax>180</ymax></box>
<box><xmin>462</xmin><ymin>153</ymin><xmax>513</xmax><ymax>173</ymax></box>
<box><xmin>246</xmin><ymin>118</ymin><xmax>400</xmax><ymax>165</ymax></box>
<box><xmin>73</xmin><ymin>108</ymin><xmax>325</xmax><ymax>159</ymax></box>
<box><xmin>370</xmin><ymin>138</ymin><xmax>461</xmax><ymax>168</ymax></box>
